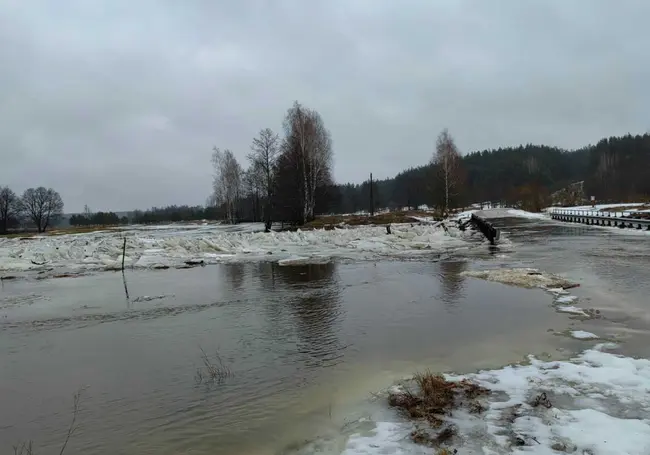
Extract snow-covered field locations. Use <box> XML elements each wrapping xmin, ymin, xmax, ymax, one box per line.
<box><xmin>560</xmin><ymin>202</ymin><xmax>647</xmax><ymax>212</ymax></box>
<box><xmin>506</xmin><ymin>209</ymin><xmax>549</xmax><ymax>220</ymax></box>
<box><xmin>340</xmin><ymin>344</ymin><xmax>650</xmax><ymax>455</ymax></box>
<box><xmin>0</xmin><ymin>223</ymin><xmax>482</xmax><ymax>274</ymax></box>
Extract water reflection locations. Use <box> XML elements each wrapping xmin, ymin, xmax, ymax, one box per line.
<box><xmin>221</xmin><ymin>262</ymin><xmax>246</xmax><ymax>291</ymax></box>
<box><xmin>257</xmin><ymin>263</ymin><xmax>345</xmax><ymax>369</ymax></box>
<box><xmin>437</xmin><ymin>260</ymin><xmax>467</xmax><ymax>306</ymax></box>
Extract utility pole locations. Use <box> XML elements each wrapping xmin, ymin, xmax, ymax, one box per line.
<box><xmin>369</xmin><ymin>172</ymin><xmax>374</xmax><ymax>217</ymax></box>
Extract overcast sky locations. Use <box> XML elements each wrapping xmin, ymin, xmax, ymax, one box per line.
<box><xmin>1</xmin><ymin>0</ymin><xmax>649</xmax><ymax>212</ymax></box>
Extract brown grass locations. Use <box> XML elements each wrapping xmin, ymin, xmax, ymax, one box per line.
<box><xmin>304</xmin><ymin>210</ymin><xmax>439</xmax><ymax>230</ymax></box>
<box><xmin>1</xmin><ymin>225</ymin><xmax>119</xmax><ymax>239</ymax></box>
<box><xmin>388</xmin><ymin>371</ymin><xmax>489</xmax><ymax>448</ymax></box>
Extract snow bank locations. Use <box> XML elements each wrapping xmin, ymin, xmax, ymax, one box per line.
<box><xmin>562</xmin><ymin>203</ymin><xmax>646</xmax><ymax>212</ymax></box>
<box><xmin>0</xmin><ymin>223</ymin><xmax>475</xmax><ymax>273</ymax></box>
<box><xmin>461</xmin><ymin>268</ymin><xmax>577</xmax><ymax>290</ymax></box>
<box><xmin>506</xmin><ymin>209</ymin><xmax>549</xmax><ymax>220</ymax></box>
<box><xmin>340</xmin><ymin>345</ymin><xmax>650</xmax><ymax>454</ymax></box>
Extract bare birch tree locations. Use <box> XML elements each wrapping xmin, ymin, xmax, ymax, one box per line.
<box><xmin>211</xmin><ymin>148</ymin><xmax>242</xmax><ymax>223</ymax></box>
<box><xmin>21</xmin><ymin>187</ymin><xmax>64</xmax><ymax>233</ymax></box>
<box><xmin>432</xmin><ymin>129</ymin><xmax>462</xmax><ymax>216</ymax></box>
<box><xmin>0</xmin><ymin>186</ymin><xmax>21</xmax><ymax>234</ymax></box>
<box><xmin>247</xmin><ymin>128</ymin><xmax>280</xmax><ymax>231</ymax></box>
<box><xmin>283</xmin><ymin>102</ymin><xmax>333</xmax><ymax>224</ymax></box>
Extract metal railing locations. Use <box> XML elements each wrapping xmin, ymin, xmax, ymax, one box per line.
<box><xmin>549</xmin><ymin>208</ymin><xmax>650</xmax><ymax>228</ymax></box>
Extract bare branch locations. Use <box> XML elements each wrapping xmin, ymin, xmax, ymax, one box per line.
<box><xmin>248</xmin><ymin>128</ymin><xmax>280</xmax><ymax>230</ymax></box>
<box><xmin>58</xmin><ymin>386</ymin><xmax>86</xmax><ymax>455</ymax></box>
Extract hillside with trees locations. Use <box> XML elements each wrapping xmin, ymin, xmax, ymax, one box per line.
<box><xmin>6</xmin><ymin>130</ymin><xmax>644</xmax><ymax>233</ymax></box>
<box><xmin>324</xmin><ymin>132</ymin><xmax>650</xmax><ymax>216</ymax></box>
<box><xmin>126</xmin><ymin>131</ymin><xmax>650</xmax><ymax>226</ymax></box>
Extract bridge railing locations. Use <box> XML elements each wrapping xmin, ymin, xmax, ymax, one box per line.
<box><xmin>550</xmin><ymin>208</ymin><xmax>634</xmax><ymax>218</ymax></box>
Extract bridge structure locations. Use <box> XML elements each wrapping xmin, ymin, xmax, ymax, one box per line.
<box><xmin>550</xmin><ymin>208</ymin><xmax>650</xmax><ymax>231</ymax></box>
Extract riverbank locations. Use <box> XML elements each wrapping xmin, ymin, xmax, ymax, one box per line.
<box><xmin>3</xmin><ymin>214</ymin><xmax>650</xmax><ymax>454</ymax></box>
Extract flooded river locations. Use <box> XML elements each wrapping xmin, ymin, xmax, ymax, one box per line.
<box><xmin>1</xmin><ymin>214</ymin><xmax>649</xmax><ymax>454</ymax></box>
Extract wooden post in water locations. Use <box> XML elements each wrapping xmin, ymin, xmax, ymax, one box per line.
<box><xmin>121</xmin><ymin>237</ymin><xmax>127</xmax><ymax>271</ymax></box>
<box><xmin>369</xmin><ymin>173</ymin><xmax>374</xmax><ymax>217</ymax></box>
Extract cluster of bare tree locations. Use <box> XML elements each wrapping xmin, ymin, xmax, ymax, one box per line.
<box><xmin>208</xmin><ymin>101</ymin><xmax>334</xmax><ymax>229</ymax></box>
<box><xmin>0</xmin><ymin>186</ymin><xmax>64</xmax><ymax>234</ymax></box>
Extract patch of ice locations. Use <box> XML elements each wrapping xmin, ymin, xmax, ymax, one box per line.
<box><xmin>461</xmin><ymin>268</ymin><xmax>576</xmax><ymax>290</ymax></box>
<box><xmin>546</xmin><ymin>287</ymin><xmax>569</xmax><ymax>296</ymax></box>
<box><xmin>342</xmin><ymin>421</ymin><xmax>427</xmax><ymax>455</ymax></box>
<box><xmin>555</xmin><ymin>295</ymin><xmax>577</xmax><ymax>304</ymax></box>
<box><xmin>506</xmin><ymin>209</ymin><xmax>549</xmax><ymax>220</ymax></box>
<box><xmin>277</xmin><ymin>255</ymin><xmax>331</xmax><ymax>266</ymax></box>
<box><xmin>452</xmin><ymin>210</ymin><xmax>476</xmax><ymax>220</ymax></box>
<box><xmin>556</xmin><ymin>305</ymin><xmax>588</xmax><ymax>316</ymax></box>
<box><xmin>0</xmin><ymin>223</ymin><xmax>475</xmax><ymax>274</ymax></box>
<box><xmin>571</xmin><ymin>330</ymin><xmax>599</xmax><ymax>340</ymax></box>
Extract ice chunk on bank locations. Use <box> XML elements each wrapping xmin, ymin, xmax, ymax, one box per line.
<box><xmin>571</xmin><ymin>330</ymin><xmax>599</xmax><ymax>340</ymax></box>
<box><xmin>277</xmin><ymin>255</ymin><xmax>331</xmax><ymax>266</ymax></box>
<box><xmin>555</xmin><ymin>295</ymin><xmax>578</xmax><ymax>304</ymax></box>
<box><xmin>461</xmin><ymin>267</ymin><xmax>577</xmax><ymax>290</ymax></box>
<box><xmin>556</xmin><ymin>305</ymin><xmax>588</xmax><ymax>316</ymax></box>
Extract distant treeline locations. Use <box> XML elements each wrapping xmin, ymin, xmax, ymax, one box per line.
<box><xmin>70</xmin><ymin>132</ymin><xmax>650</xmax><ymax>227</ymax></box>
<box><xmin>130</xmin><ymin>206</ymin><xmax>220</xmax><ymax>224</ymax></box>
<box><xmin>69</xmin><ymin>211</ymin><xmax>129</xmax><ymax>226</ymax></box>
<box><xmin>326</xmin><ymin>133</ymin><xmax>650</xmax><ymax>213</ymax></box>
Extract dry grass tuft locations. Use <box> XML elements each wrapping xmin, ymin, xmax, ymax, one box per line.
<box><xmin>388</xmin><ymin>371</ymin><xmax>488</xmax><ymax>448</ymax></box>
<box><xmin>195</xmin><ymin>346</ymin><xmax>233</xmax><ymax>385</ymax></box>
<box><xmin>12</xmin><ymin>386</ymin><xmax>85</xmax><ymax>455</ymax></box>
<box><xmin>303</xmin><ymin>210</ymin><xmax>439</xmax><ymax>230</ymax></box>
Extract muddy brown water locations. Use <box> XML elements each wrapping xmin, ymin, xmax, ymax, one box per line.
<box><xmin>1</xmin><ymin>215</ymin><xmax>649</xmax><ymax>454</ymax></box>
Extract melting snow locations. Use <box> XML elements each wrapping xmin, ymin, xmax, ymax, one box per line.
<box><xmin>555</xmin><ymin>295</ymin><xmax>578</xmax><ymax>304</ymax></box>
<box><xmin>0</xmin><ymin>223</ymin><xmax>475</xmax><ymax>274</ymax></box>
<box><xmin>461</xmin><ymin>268</ymin><xmax>576</xmax><ymax>290</ymax></box>
<box><xmin>571</xmin><ymin>330</ymin><xmax>599</xmax><ymax>340</ymax></box>
<box><xmin>341</xmin><ymin>345</ymin><xmax>650</xmax><ymax>454</ymax></box>
<box><xmin>556</xmin><ymin>306</ymin><xmax>588</xmax><ymax>317</ymax></box>
<box><xmin>506</xmin><ymin>209</ymin><xmax>549</xmax><ymax>220</ymax></box>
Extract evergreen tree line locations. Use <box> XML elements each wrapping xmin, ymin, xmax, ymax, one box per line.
<box><xmin>125</xmin><ymin>131</ymin><xmax>650</xmax><ymax>225</ymax></box>
<box><xmin>325</xmin><ymin>133</ymin><xmax>650</xmax><ymax>214</ymax></box>
<box><xmin>129</xmin><ymin>205</ymin><xmax>220</xmax><ymax>224</ymax></box>
<box><xmin>69</xmin><ymin>211</ymin><xmax>129</xmax><ymax>226</ymax></box>
<box><xmin>46</xmin><ymin>131</ymin><xmax>650</xmax><ymax>229</ymax></box>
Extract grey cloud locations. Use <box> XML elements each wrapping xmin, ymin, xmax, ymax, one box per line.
<box><xmin>1</xmin><ymin>0</ymin><xmax>649</xmax><ymax>212</ymax></box>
